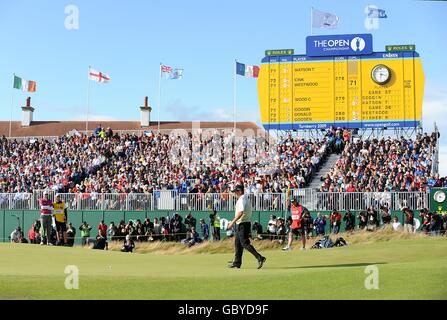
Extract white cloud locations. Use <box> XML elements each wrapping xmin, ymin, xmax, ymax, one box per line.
<box><xmin>439</xmin><ymin>148</ymin><xmax>447</xmax><ymax>176</ymax></box>
<box><xmin>423</xmin><ymin>82</ymin><xmax>447</xmax><ymax>176</ymax></box>
<box><xmin>164</xmin><ymin>99</ymin><xmax>260</xmax><ymax>124</ymax></box>
<box><xmin>422</xmin><ymin>99</ymin><xmax>447</xmax><ymax>132</ymax></box>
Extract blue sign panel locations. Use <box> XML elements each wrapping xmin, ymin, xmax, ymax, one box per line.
<box><xmin>306</xmin><ymin>34</ymin><xmax>373</xmax><ymax>57</ymax></box>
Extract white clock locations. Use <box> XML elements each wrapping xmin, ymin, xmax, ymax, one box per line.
<box><xmin>371</xmin><ymin>65</ymin><xmax>391</xmax><ymax>85</ymax></box>
<box><xmin>434</xmin><ymin>191</ymin><xmax>446</xmax><ymax>203</ymax></box>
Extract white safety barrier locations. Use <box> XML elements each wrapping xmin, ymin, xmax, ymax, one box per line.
<box><xmin>0</xmin><ymin>190</ymin><xmax>430</xmax><ymax>212</ymax></box>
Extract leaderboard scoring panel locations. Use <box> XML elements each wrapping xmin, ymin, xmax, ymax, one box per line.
<box><xmin>258</xmin><ymin>52</ymin><xmax>425</xmax><ymax>130</ymax></box>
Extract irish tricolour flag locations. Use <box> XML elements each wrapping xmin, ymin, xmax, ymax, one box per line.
<box><xmin>13</xmin><ymin>75</ymin><xmax>37</xmax><ymax>92</ymax></box>
<box><xmin>236</xmin><ymin>62</ymin><xmax>260</xmax><ymax>78</ymax></box>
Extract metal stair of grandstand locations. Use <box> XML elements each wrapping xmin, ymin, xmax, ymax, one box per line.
<box><xmin>308</xmin><ymin>153</ymin><xmax>342</xmax><ymax>190</ymax></box>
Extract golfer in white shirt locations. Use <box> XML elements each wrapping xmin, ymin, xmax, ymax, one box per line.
<box><xmin>227</xmin><ymin>185</ymin><xmax>266</xmax><ymax>269</ymax></box>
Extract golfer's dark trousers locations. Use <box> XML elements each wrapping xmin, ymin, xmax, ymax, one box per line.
<box><xmin>234</xmin><ymin>222</ymin><xmax>262</xmax><ymax>267</ymax></box>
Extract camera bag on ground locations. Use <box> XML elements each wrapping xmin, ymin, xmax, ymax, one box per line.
<box><xmin>334</xmin><ymin>237</ymin><xmax>347</xmax><ymax>247</ymax></box>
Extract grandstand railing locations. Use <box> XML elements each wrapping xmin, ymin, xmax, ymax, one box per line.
<box><xmin>313</xmin><ymin>192</ymin><xmax>429</xmax><ymax>211</ymax></box>
<box><xmin>0</xmin><ymin>190</ymin><xmax>430</xmax><ymax>212</ymax></box>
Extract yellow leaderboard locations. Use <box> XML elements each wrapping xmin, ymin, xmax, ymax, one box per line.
<box><xmin>258</xmin><ymin>52</ymin><xmax>424</xmax><ymax>130</ymax></box>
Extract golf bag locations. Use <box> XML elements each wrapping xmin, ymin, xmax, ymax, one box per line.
<box><xmin>334</xmin><ymin>237</ymin><xmax>347</xmax><ymax>247</ymax></box>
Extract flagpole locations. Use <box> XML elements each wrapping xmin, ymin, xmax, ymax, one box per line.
<box><xmin>86</xmin><ymin>66</ymin><xmax>91</xmax><ymax>133</ymax></box>
<box><xmin>9</xmin><ymin>74</ymin><xmax>15</xmax><ymax>138</ymax></box>
<box><xmin>158</xmin><ymin>63</ymin><xmax>162</xmax><ymax>133</ymax></box>
<box><xmin>233</xmin><ymin>60</ymin><xmax>237</xmax><ymax>134</ymax></box>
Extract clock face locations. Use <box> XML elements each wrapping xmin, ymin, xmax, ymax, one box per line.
<box><xmin>371</xmin><ymin>65</ymin><xmax>391</xmax><ymax>84</ymax></box>
<box><xmin>434</xmin><ymin>191</ymin><xmax>446</xmax><ymax>203</ymax></box>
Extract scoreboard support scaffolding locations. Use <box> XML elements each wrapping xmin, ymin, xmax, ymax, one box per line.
<box><xmin>267</xmin><ymin>124</ymin><xmax>424</xmax><ymax>143</ymax></box>
<box><xmin>269</xmin><ymin>129</ymin><xmax>329</xmax><ymax>141</ymax></box>
<box><xmin>356</xmin><ymin>125</ymin><xmax>423</xmax><ymax>141</ymax></box>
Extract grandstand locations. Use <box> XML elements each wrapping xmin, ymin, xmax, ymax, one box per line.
<box><xmin>0</xmin><ymin>97</ymin><xmax>445</xmax><ymax>245</ymax></box>
<box><xmin>0</xmin><ymin>120</ymin><xmax>443</xmax><ymax>210</ymax></box>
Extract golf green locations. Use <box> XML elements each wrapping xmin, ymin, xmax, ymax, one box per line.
<box><xmin>0</xmin><ymin>238</ymin><xmax>446</xmax><ymax>300</ymax></box>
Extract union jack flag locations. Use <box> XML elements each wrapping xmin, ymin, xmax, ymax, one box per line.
<box><xmin>161</xmin><ymin>65</ymin><xmax>173</xmax><ymax>73</ymax></box>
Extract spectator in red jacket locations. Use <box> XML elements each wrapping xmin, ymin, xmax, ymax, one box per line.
<box><xmin>346</xmin><ymin>183</ymin><xmax>357</xmax><ymax>193</ymax></box>
<box><xmin>28</xmin><ymin>227</ymin><xmax>36</xmax><ymax>244</ymax></box>
<box><xmin>98</xmin><ymin>221</ymin><xmax>107</xmax><ymax>238</ymax></box>
<box><xmin>330</xmin><ymin>210</ymin><xmax>342</xmax><ymax>234</ymax></box>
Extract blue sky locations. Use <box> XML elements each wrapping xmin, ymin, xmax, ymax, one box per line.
<box><xmin>1</xmin><ymin>0</ymin><xmax>446</xmax><ymax>173</ymax></box>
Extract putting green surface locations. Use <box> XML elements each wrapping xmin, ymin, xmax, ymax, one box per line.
<box><xmin>0</xmin><ymin>238</ymin><xmax>446</xmax><ymax>300</ymax></box>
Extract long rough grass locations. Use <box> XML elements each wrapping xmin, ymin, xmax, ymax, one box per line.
<box><xmin>108</xmin><ymin>226</ymin><xmax>433</xmax><ymax>255</ymax></box>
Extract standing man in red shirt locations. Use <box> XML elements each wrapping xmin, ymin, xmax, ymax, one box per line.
<box><xmin>98</xmin><ymin>220</ymin><xmax>107</xmax><ymax>238</ymax></box>
<box><xmin>283</xmin><ymin>198</ymin><xmax>310</xmax><ymax>251</ymax></box>
<box><xmin>97</xmin><ymin>220</ymin><xmax>109</xmax><ymax>250</ymax></box>
<box><xmin>330</xmin><ymin>210</ymin><xmax>342</xmax><ymax>234</ymax></box>
<box><xmin>39</xmin><ymin>191</ymin><xmax>54</xmax><ymax>245</ymax></box>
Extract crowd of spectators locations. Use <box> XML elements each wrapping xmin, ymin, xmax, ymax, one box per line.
<box><xmin>419</xmin><ymin>208</ymin><xmax>446</xmax><ymax>236</ymax></box>
<box><xmin>12</xmin><ymin>211</ymin><xmax>221</xmax><ymax>247</ymax></box>
<box><xmin>319</xmin><ymin>132</ymin><xmax>445</xmax><ymax>193</ymax></box>
<box><xmin>1</xmin><ymin>127</ymin><xmax>444</xmax><ymax>197</ymax></box>
<box><xmin>249</xmin><ymin>206</ymin><xmax>447</xmax><ymax>241</ymax></box>
<box><xmin>0</xmin><ymin>132</ymin><xmax>109</xmax><ymax>194</ymax></box>
<box><xmin>10</xmin><ymin>206</ymin><xmax>447</xmax><ymax>247</ymax></box>
<box><xmin>0</xmin><ymin>125</ymin><xmax>335</xmax><ymax>195</ymax></box>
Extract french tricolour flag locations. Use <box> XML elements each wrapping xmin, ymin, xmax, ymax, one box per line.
<box><xmin>236</xmin><ymin>62</ymin><xmax>260</xmax><ymax>78</ymax></box>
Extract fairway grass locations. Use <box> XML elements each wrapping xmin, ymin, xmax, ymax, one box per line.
<box><xmin>0</xmin><ymin>237</ymin><xmax>446</xmax><ymax>300</ymax></box>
